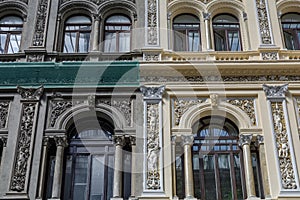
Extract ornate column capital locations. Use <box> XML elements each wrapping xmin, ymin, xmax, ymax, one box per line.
<box><xmin>54</xmin><ymin>136</ymin><xmax>68</xmax><ymax>147</ymax></box>
<box><xmin>263</xmin><ymin>84</ymin><xmax>288</xmax><ymax>99</ymax></box>
<box><xmin>92</xmin><ymin>13</ymin><xmax>101</xmax><ymax>21</ymax></box>
<box><xmin>239</xmin><ymin>134</ymin><xmax>253</xmax><ymax>147</ymax></box>
<box><xmin>113</xmin><ymin>135</ymin><xmax>125</xmax><ymax>146</ymax></box>
<box><xmin>255</xmin><ymin>135</ymin><xmax>264</xmax><ymax>147</ymax></box>
<box><xmin>42</xmin><ymin>137</ymin><xmax>50</xmax><ymax>147</ymax></box>
<box><xmin>203</xmin><ymin>12</ymin><xmax>211</xmax><ymax>21</ymax></box>
<box><xmin>129</xmin><ymin>136</ymin><xmax>136</xmax><ymax>146</ymax></box>
<box><xmin>181</xmin><ymin>135</ymin><xmax>194</xmax><ymax>147</ymax></box>
<box><xmin>0</xmin><ymin>136</ymin><xmax>7</xmax><ymax>147</ymax></box>
<box><xmin>171</xmin><ymin>135</ymin><xmax>177</xmax><ymax>145</ymax></box>
<box><xmin>140</xmin><ymin>85</ymin><xmax>165</xmax><ymax>100</ymax></box>
<box><xmin>17</xmin><ymin>85</ymin><xmax>44</xmax><ymax>100</ymax></box>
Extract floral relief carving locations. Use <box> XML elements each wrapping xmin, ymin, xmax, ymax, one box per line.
<box><xmin>97</xmin><ymin>99</ymin><xmax>132</xmax><ymax>126</ymax></box>
<box><xmin>0</xmin><ymin>101</ymin><xmax>10</xmax><ymax>129</ymax></box>
<box><xmin>10</xmin><ymin>103</ymin><xmax>36</xmax><ymax>191</ymax></box>
<box><xmin>146</xmin><ymin>104</ymin><xmax>160</xmax><ymax>189</ymax></box>
<box><xmin>226</xmin><ymin>98</ymin><xmax>256</xmax><ymax>126</ymax></box>
<box><xmin>147</xmin><ymin>0</ymin><xmax>158</xmax><ymax>45</ymax></box>
<box><xmin>144</xmin><ymin>54</ymin><xmax>160</xmax><ymax>61</ymax></box>
<box><xmin>261</xmin><ymin>52</ymin><xmax>278</xmax><ymax>60</ymax></box>
<box><xmin>271</xmin><ymin>102</ymin><xmax>297</xmax><ymax>189</ymax></box>
<box><xmin>17</xmin><ymin>85</ymin><xmax>44</xmax><ymax>100</ymax></box>
<box><xmin>174</xmin><ymin>98</ymin><xmax>204</xmax><ymax>126</ymax></box>
<box><xmin>256</xmin><ymin>0</ymin><xmax>272</xmax><ymax>44</ymax></box>
<box><xmin>32</xmin><ymin>0</ymin><xmax>49</xmax><ymax>46</ymax></box>
<box><xmin>49</xmin><ymin>100</ymin><xmax>73</xmax><ymax>127</ymax></box>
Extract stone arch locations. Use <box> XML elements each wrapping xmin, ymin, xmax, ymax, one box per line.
<box><xmin>0</xmin><ymin>1</ymin><xmax>28</xmax><ymax>20</ymax></box>
<box><xmin>168</xmin><ymin>0</ymin><xmax>205</xmax><ymax>21</ymax></box>
<box><xmin>54</xmin><ymin>104</ymin><xmax>127</xmax><ymax>132</ymax></box>
<box><xmin>179</xmin><ymin>102</ymin><xmax>251</xmax><ymax>131</ymax></box>
<box><xmin>277</xmin><ymin>0</ymin><xmax>300</xmax><ymax>16</ymax></box>
<box><xmin>59</xmin><ymin>1</ymin><xmax>96</xmax><ymax>20</ymax></box>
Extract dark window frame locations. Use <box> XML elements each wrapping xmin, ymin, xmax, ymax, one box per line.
<box><xmin>281</xmin><ymin>13</ymin><xmax>300</xmax><ymax>50</ymax></box>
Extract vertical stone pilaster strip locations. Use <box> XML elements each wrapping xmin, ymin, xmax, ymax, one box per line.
<box><xmin>51</xmin><ymin>136</ymin><xmax>68</xmax><ymax>198</ymax></box>
<box><xmin>239</xmin><ymin>134</ymin><xmax>256</xmax><ymax>198</ymax></box>
<box><xmin>10</xmin><ymin>86</ymin><xmax>44</xmax><ymax>193</ymax></box>
<box><xmin>263</xmin><ymin>84</ymin><xmax>299</xmax><ymax>190</ymax></box>
<box><xmin>140</xmin><ymin>85</ymin><xmax>165</xmax><ymax>192</ymax></box>
<box><xmin>32</xmin><ymin>0</ymin><xmax>50</xmax><ymax>46</ymax></box>
<box><xmin>255</xmin><ymin>0</ymin><xmax>272</xmax><ymax>45</ymax></box>
<box><xmin>37</xmin><ymin>137</ymin><xmax>50</xmax><ymax>199</ymax></box>
<box><xmin>203</xmin><ymin>12</ymin><xmax>211</xmax><ymax>50</ymax></box>
<box><xmin>255</xmin><ymin>135</ymin><xmax>271</xmax><ymax>198</ymax></box>
<box><xmin>112</xmin><ymin>135</ymin><xmax>125</xmax><ymax>198</ymax></box>
<box><xmin>129</xmin><ymin>136</ymin><xmax>137</xmax><ymax>199</ymax></box>
<box><xmin>171</xmin><ymin>135</ymin><xmax>178</xmax><ymax>199</ymax></box>
<box><xmin>146</xmin><ymin>0</ymin><xmax>159</xmax><ymax>46</ymax></box>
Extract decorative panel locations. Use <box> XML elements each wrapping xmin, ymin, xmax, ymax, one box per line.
<box><xmin>0</xmin><ymin>101</ymin><xmax>10</xmax><ymax>129</ymax></box>
<box><xmin>32</xmin><ymin>0</ymin><xmax>49</xmax><ymax>46</ymax></box>
<box><xmin>255</xmin><ymin>0</ymin><xmax>272</xmax><ymax>44</ymax></box>
<box><xmin>146</xmin><ymin>0</ymin><xmax>159</xmax><ymax>46</ymax></box>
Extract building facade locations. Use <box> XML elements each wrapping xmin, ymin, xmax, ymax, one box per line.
<box><xmin>0</xmin><ymin>0</ymin><xmax>300</xmax><ymax>200</ymax></box>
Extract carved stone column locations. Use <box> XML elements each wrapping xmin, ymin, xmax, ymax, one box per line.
<box><xmin>92</xmin><ymin>14</ymin><xmax>100</xmax><ymax>51</ymax></box>
<box><xmin>140</xmin><ymin>86</ymin><xmax>165</xmax><ymax>195</ymax></box>
<box><xmin>171</xmin><ymin>136</ymin><xmax>178</xmax><ymax>200</ymax></box>
<box><xmin>203</xmin><ymin>12</ymin><xmax>211</xmax><ymax>50</ymax></box>
<box><xmin>263</xmin><ymin>84</ymin><xmax>300</xmax><ymax>192</ymax></box>
<box><xmin>36</xmin><ymin>137</ymin><xmax>50</xmax><ymax>199</ymax></box>
<box><xmin>255</xmin><ymin>135</ymin><xmax>271</xmax><ymax>198</ymax></box>
<box><xmin>129</xmin><ymin>136</ymin><xmax>137</xmax><ymax>200</ymax></box>
<box><xmin>239</xmin><ymin>134</ymin><xmax>256</xmax><ymax>198</ymax></box>
<box><xmin>112</xmin><ymin>135</ymin><xmax>125</xmax><ymax>199</ymax></box>
<box><xmin>51</xmin><ymin>136</ymin><xmax>68</xmax><ymax>199</ymax></box>
<box><xmin>181</xmin><ymin>135</ymin><xmax>196</xmax><ymax>200</ymax></box>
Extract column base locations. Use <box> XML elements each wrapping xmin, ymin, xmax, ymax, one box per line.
<box><xmin>128</xmin><ymin>196</ymin><xmax>138</xmax><ymax>200</ymax></box>
<box><xmin>172</xmin><ymin>196</ymin><xmax>179</xmax><ymax>200</ymax></box>
<box><xmin>184</xmin><ymin>196</ymin><xmax>197</xmax><ymax>200</ymax></box>
<box><xmin>246</xmin><ymin>196</ymin><xmax>261</xmax><ymax>200</ymax></box>
<box><xmin>110</xmin><ymin>198</ymin><xmax>123</xmax><ymax>200</ymax></box>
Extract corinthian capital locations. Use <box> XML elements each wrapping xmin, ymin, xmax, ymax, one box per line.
<box><xmin>113</xmin><ymin>135</ymin><xmax>125</xmax><ymax>146</ymax></box>
<box><xmin>140</xmin><ymin>85</ymin><xmax>165</xmax><ymax>100</ymax></box>
<box><xmin>239</xmin><ymin>134</ymin><xmax>253</xmax><ymax>147</ymax></box>
<box><xmin>181</xmin><ymin>135</ymin><xmax>194</xmax><ymax>146</ymax></box>
<box><xmin>54</xmin><ymin>136</ymin><xmax>68</xmax><ymax>147</ymax></box>
<box><xmin>263</xmin><ymin>84</ymin><xmax>288</xmax><ymax>99</ymax></box>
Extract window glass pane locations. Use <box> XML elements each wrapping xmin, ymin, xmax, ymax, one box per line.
<box><xmin>64</xmin><ymin>32</ymin><xmax>76</xmax><ymax>53</ymax></box>
<box><xmin>204</xmin><ymin>155</ymin><xmax>216</xmax><ymax>200</ymax></box>
<box><xmin>90</xmin><ymin>155</ymin><xmax>105</xmax><ymax>200</ymax></box>
<box><xmin>188</xmin><ymin>31</ymin><xmax>200</xmax><ymax>51</ymax></box>
<box><xmin>46</xmin><ymin>156</ymin><xmax>56</xmax><ymax>199</ymax></box>
<box><xmin>193</xmin><ymin>154</ymin><xmax>201</xmax><ymax>198</ymax></box>
<box><xmin>282</xmin><ymin>13</ymin><xmax>300</xmax><ymax>22</ymax></box>
<box><xmin>66</xmin><ymin>16</ymin><xmax>91</xmax><ymax>24</ymax></box>
<box><xmin>8</xmin><ymin>34</ymin><xmax>21</xmax><ymax>53</ymax></box>
<box><xmin>213</xmin><ymin>14</ymin><xmax>238</xmax><ymax>23</ymax></box>
<box><xmin>73</xmin><ymin>155</ymin><xmax>88</xmax><ymax>200</ymax></box>
<box><xmin>214</xmin><ymin>31</ymin><xmax>225</xmax><ymax>51</ymax></box>
<box><xmin>104</xmin><ymin>32</ymin><xmax>116</xmax><ymax>52</ymax></box>
<box><xmin>119</xmin><ymin>32</ymin><xmax>130</xmax><ymax>52</ymax></box>
<box><xmin>228</xmin><ymin>31</ymin><xmax>240</xmax><ymax>51</ymax></box>
<box><xmin>284</xmin><ymin>31</ymin><xmax>295</xmax><ymax>50</ymax></box>
<box><xmin>174</xmin><ymin>30</ymin><xmax>185</xmax><ymax>51</ymax></box>
<box><xmin>78</xmin><ymin>32</ymin><xmax>90</xmax><ymax>53</ymax></box>
<box><xmin>106</xmin><ymin>15</ymin><xmax>130</xmax><ymax>24</ymax></box>
<box><xmin>0</xmin><ymin>34</ymin><xmax>6</xmax><ymax>53</ymax></box>
<box><xmin>107</xmin><ymin>155</ymin><xmax>114</xmax><ymax>200</ymax></box>
<box><xmin>0</xmin><ymin>16</ymin><xmax>23</xmax><ymax>24</ymax></box>
<box><xmin>63</xmin><ymin>155</ymin><xmax>73</xmax><ymax>200</ymax></box>
<box><xmin>218</xmin><ymin>154</ymin><xmax>232</xmax><ymax>199</ymax></box>
<box><xmin>234</xmin><ymin>154</ymin><xmax>244</xmax><ymax>199</ymax></box>
<box><xmin>123</xmin><ymin>152</ymin><xmax>132</xmax><ymax>199</ymax></box>
<box><xmin>174</xmin><ymin>14</ymin><xmax>200</xmax><ymax>23</ymax></box>
<box><xmin>175</xmin><ymin>146</ymin><xmax>184</xmax><ymax>199</ymax></box>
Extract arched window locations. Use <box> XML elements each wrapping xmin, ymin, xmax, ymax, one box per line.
<box><xmin>0</xmin><ymin>16</ymin><xmax>23</xmax><ymax>54</ymax></box>
<box><xmin>281</xmin><ymin>13</ymin><xmax>300</xmax><ymax>50</ymax></box>
<box><xmin>213</xmin><ymin>14</ymin><xmax>241</xmax><ymax>51</ymax></box>
<box><xmin>173</xmin><ymin>14</ymin><xmax>201</xmax><ymax>51</ymax></box>
<box><xmin>63</xmin><ymin>15</ymin><xmax>91</xmax><ymax>53</ymax></box>
<box><xmin>104</xmin><ymin>15</ymin><xmax>131</xmax><ymax>52</ymax></box>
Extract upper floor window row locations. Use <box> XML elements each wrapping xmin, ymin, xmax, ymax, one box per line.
<box><xmin>281</xmin><ymin>13</ymin><xmax>300</xmax><ymax>50</ymax></box>
<box><xmin>63</xmin><ymin>14</ymin><xmax>132</xmax><ymax>53</ymax></box>
<box><xmin>172</xmin><ymin>13</ymin><xmax>242</xmax><ymax>52</ymax></box>
<box><xmin>0</xmin><ymin>16</ymin><xmax>23</xmax><ymax>54</ymax></box>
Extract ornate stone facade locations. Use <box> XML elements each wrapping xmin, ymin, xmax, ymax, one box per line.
<box><xmin>256</xmin><ymin>0</ymin><xmax>272</xmax><ymax>44</ymax></box>
<box><xmin>146</xmin><ymin>0</ymin><xmax>158</xmax><ymax>45</ymax></box>
<box><xmin>49</xmin><ymin>100</ymin><xmax>73</xmax><ymax>127</ymax></box>
<box><xmin>32</xmin><ymin>0</ymin><xmax>49</xmax><ymax>46</ymax></box>
<box><xmin>0</xmin><ymin>101</ymin><xmax>9</xmax><ymax>129</ymax></box>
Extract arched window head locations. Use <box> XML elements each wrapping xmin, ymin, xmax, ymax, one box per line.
<box><xmin>0</xmin><ymin>16</ymin><xmax>23</xmax><ymax>54</ymax></box>
<box><xmin>213</xmin><ymin>14</ymin><xmax>242</xmax><ymax>51</ymax></box>
<box><xmin>281</xmin><ymin>13</ymin><xmax>300</xmax><ymax>50</ymax></box>
<box><xmin>63</xmin><ymin>15</ymin><xmax>91</xmax><ymax>53</ymax></box>
<box><xmin>173</xmin><ymin>14</ymin><xmax>201</xmax><ymax>52</ymax></box>
<box><xmin>104</xmin><ymin>15</ymin><xmax>131</xmax><ymax>52</ymax></box>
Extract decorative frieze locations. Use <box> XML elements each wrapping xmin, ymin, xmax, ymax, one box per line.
<box><xmin>32</xmin><ymin>0</ymin><xmax>49</xmax><ymax>46</ymax></box>
<box><xmin>227</xmin><ymin>98</ymin><xmax>257</xmax><ymax>126</ymax></box>
<box><xmin>174</xmin><ymin>98</ymin><xmax>204</xmax><ymax>126</ymax></box>
<box><xmin>146</xmin><ymin>0</ymin><xmax>158</xmax><ymax>45</ymax></box>
<box><xmin>10</xmin><ymin>103</ymin><xmax>37</xmax><ymax>191</ymax></box>
<box><xmin>0</xmin><ymin>101</ymin><xmax>10</xmax><ymax>129</ymax></box>
<box><xmin>263</xmin><ymin>84</ymin><xmax>288</xmax><ymax>98</ymax></box>
<box><xmin>271</xmin><ymin>102</ymin><xmax>297</xmax><ymax>189</ymax></box>
<box><xmin>261</xmin><ymin>52</ymin><xmax>278</xmax><ymax>60</ymax></box>
<box><xmin>17</xmin><ymin>85</ymin><xmax>44</xmax><ymax>100</ymax></box>
<box><xmin>144</xmin><ymin>53</ymin><xmax>160</xmax><ymax>62</ymax></box>
<box><xmin>97</xmin><ymin>99</ymin><xmax>132</xmax><ymax>126</ymax></box>
<box><xmin>256</xmin><ymin>0</ymin><xmax>272</xmax><ymax>44</ymax></box>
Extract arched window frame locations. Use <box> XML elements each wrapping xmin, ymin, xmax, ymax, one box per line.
<box><xmin>281</xmin><ymin>12</ymin><xmax>300</xmax><ymax>50</ymax></box>
<box><xmin>62</xmin><ymin>15</ymin><xmax>92</xmax><ymax>53</ymax></box>
<box><xmin>103</xmin><ymin>14</ymin><xmax>132</xmax><ymax>53</ymax></box>
<box><xmin>212</xmin><ymin>13</ymin><xmax>242</xmax><ymax>51</ymax></box>
<box><xmin>0</xmin><ymin>15</ymin><xmax>23</xmax><ymax>54</ymax></box>
<box><xmin>172</xmin><ymin>14</ymin><xmax>201</xmax><ymax>52</ymax></box>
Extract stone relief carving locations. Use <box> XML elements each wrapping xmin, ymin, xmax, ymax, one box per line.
<box><xmin>144</xmin><ymin>54</ymin><xmax>160</xmax><ymax>61</ymax></box>
<box><xmin>146</xmin><ymin>0</ymin><xmax>158</xmax><ymax>45</ymax></box>
<box><xmin>27</xmin><ymin>54</ymin><xmax>44</xmax><ymax>62</ymax></box>
<box><xmin>97</xmin><ymin>99</ymin><xmax>132</xmax><ymax>126</ymax></box>
<box><xmin>261</xmin><ymin>52</ymin><xmax>278</xmax><ymax>60</ymax></box>
<box><xmin>263</xmin><ymin>84</ymin><xmax>288</xmax><ymax>98</ymax></box>
<box><xmin>49</xmin><ymin>100</ymin><xmax>76</xmax><ymax>127</ymax></box>
<box><xmin>256</xmin><ymin>0</ymin><xmax>272</xmax><ymax>44</ymax></box>
<box><xmin>227</xmin><ymin>98</ymin><xmax>257</xmax><ymax>126</ymax></box>
<box><xmin>140</xmin><ymin>85</ymin><xmax>165</xmax><ymax>99</ymax></box>
<box><xmin>32</xmin><ymin>0</ymin><xmax>49</xmax><ymax>46</ymax></box>
<box><xmin>146</xmin><ymin>104</ymin><xmax>160</xmax><ymax>189</ymax></box>
<box><xmin>271</xmin><ymin>102</ymin><xmax>297</xmax><ymax>189</ymax></box>
<box><xmin>10</xmin><ymin>103</ymin><xmax>36</xmax><ymax>191</ymax></box>
<box><xmin>17</xmin><ymin>85</ymin><xmax>44</xmax><ymax>100</ymax></box>
<box><xmin>238</xmin><ymin>134</ymin><xmax>252</xmax><ymax>146</ymax></box>
<box><xmin>174</xmin><ymin>98</ymin><xmax>204</xmax><ymax>126</ymax></box>
<box><xmin>0</xmin><ymin>136</ymin><xmax>8</xmax><ymax>147</ymax></box>
<box><xmin>0</xmin><ymin>101</ymin><xmax>10</xmax><ymax>129</ymax></box>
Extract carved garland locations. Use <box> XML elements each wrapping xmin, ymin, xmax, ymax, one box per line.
<box><xmin>227</xmin><ymin>98</ymin><xmax>256</xmax><ymax>126</ymax></box>
<box><xmin>146</xmin><ymin>0</ymin><xmax>158</xmax><ymax>45</ymax></box>
<box><xmin>146</xmin><ymin>103</ymin><xmax>160</xmax><ymax>189</ymax></box>
<box><xmin>271</xmin><ymin>102</ymin><xmax>297</xmax><ymax>189</ymax></box>
<box><xmin>32</xmin><ymin>0</ymin><xmax>49</xmax><ymax>46</ymax></box>
<box><xmin>0</xmin><ymin>101</ymin><xmax>10</xmax><ymax>129</ymax></box>
<box><xmin>10</xmin><ymin>103</ymin><xmax>36</xmax><ymax>191</ymax></box>
<box><xmin>256</xmin><ymin>0</ymin><xmax>272</xmax><ymax>44</ymax></box>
